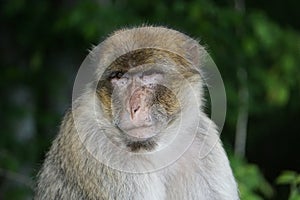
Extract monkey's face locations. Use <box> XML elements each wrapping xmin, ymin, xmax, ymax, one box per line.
<box><xmin>96</xmin><ymin>49</ymin><xmax>197</xmax><ymax>152</ymax></box>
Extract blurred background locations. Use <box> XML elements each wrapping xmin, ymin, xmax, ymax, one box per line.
<box><xmin>1</xmin><ymin>0</ymin><xmax>300</xmax><ymax>199</ymax></box>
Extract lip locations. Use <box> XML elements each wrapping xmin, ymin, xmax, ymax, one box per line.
<box><xmin>123</xmin><ymin>125</ymin><xmax>152</xmax><ymax>131</ymax></box>
<box><xmin>120</xmin><ymin>125</ymin><xmax>158</xmax><ymax>140</ymax></box>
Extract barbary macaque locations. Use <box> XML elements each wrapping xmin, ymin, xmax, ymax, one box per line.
<box><xmin>35</xmin><ymin>26</ymin><xmax>239</xmax><ymax>200</ymax></box>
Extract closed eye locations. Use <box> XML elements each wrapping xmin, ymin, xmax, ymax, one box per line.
<box><xmin>109</xmin><ymin>71</ymin><xmax>124</xmax><ymax>79</ymax></box>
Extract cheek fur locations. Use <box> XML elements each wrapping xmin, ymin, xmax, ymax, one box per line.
<box><xmin>96</xmin><ymin>81</ymin><xmax>113</xmax><ymax>119</ymax></box>
<box><xmin>154</xmin><ymin>85</ymin><xmax>180</xmax><ymax>116</ymax></box>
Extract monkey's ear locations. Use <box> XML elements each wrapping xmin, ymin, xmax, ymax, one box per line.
<box><xmin>185</xmin><ymin>40</ymin><xmax>205</xmax><ymax>68</ymax></box>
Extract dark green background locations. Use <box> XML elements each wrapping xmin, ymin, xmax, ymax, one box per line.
<box><xmin>1</xmin><ymin>0</ymin><xmax>299</xmax><ymax>199</ymax></box>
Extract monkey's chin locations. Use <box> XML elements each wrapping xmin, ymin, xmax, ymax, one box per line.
<box><xmin>121</xmin><ymin>128</ymin><xmax>158</xmax><ymax>152</ymax></box>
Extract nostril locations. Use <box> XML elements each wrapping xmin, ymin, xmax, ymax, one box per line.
<box><xmin>130</xmin><ymin>105</ymin><xmax>140</xmax><ymax>119</ymax></box>
<box><xmin>133</xmin><ymin>106</ymin><xmax>140</xmax><ymax>113</ymax></box>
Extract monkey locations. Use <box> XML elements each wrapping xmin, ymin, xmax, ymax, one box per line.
<box><xmin>35</xmin><ymin>26</ymin><xmax>239</xmax><ymax>200</ymax></box>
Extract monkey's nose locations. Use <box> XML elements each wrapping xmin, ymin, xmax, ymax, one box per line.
<box><xmin>129</xmin><ymin>87</ymin><xmax>153</xmax><ymax>126</ymax></box>
<box><xmin>129</xmin><ymin>93</ymin><xmax>146</xmax><ymax>120</ymax></box>
<box><xmin>131</xmin><ymin>103</ymin><xmax>141</xmax><ymax>120</ymax></box>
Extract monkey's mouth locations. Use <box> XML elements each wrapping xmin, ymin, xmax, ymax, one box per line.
<box><xmin>122</xmin><ymin>134</ymin><xmax>158</xmax><ymax>152</ymax></box>
<box><xmin>121</xmin><ymin>125</ymin><xmax>157</xmax><ymax>139</ymax></box>
<box><xmin>116</xmin><ymin>124</ymin><xmax>159</xmax><ymax>152</ymax></box>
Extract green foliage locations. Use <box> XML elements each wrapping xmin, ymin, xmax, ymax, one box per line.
<box><xmin>277</xmin><ymin>171</ymin><xmax>300</xmax><ymax>200</ymax></box>
<box><xmin>231</xmin><ymin>157</ymin><xmax>273</xmax><ymax>200</ymax></box>
<box><xmin>246</xmin><ymin>12</ymin><xmax>300</xmax><ymax>107</ymax></box>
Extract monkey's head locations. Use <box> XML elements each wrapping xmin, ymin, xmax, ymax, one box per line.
<box><xmin>91</xmin><ymin>27</ymin><xmax>206</xmax><ymax>152</ymax></box>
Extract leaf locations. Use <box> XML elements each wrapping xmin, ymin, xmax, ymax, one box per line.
<box><xmin>295</xmin><ymin>175</ymin><xmax>300</xmax><ymax>185</ymax></box>
<box><xmin>289</xmin><ymin>190</ymin><xmax>300</xmax><ymax>200</ymax></box>
<box><xmin>276</xmin><ymin>171</ymin><xmax>297</xmax><ymax>185</ymax></box>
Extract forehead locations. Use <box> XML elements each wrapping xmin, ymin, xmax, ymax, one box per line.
<box><xmin>107</xmin><ymin>48</ymin><xmax>192</xmax><ymax>72</ymax></box>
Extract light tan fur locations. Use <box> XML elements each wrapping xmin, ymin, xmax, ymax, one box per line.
<box><xmin>35</xmin><ymin>26</ymin><xmax>239</xmax><ymax>200</ymax></box>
